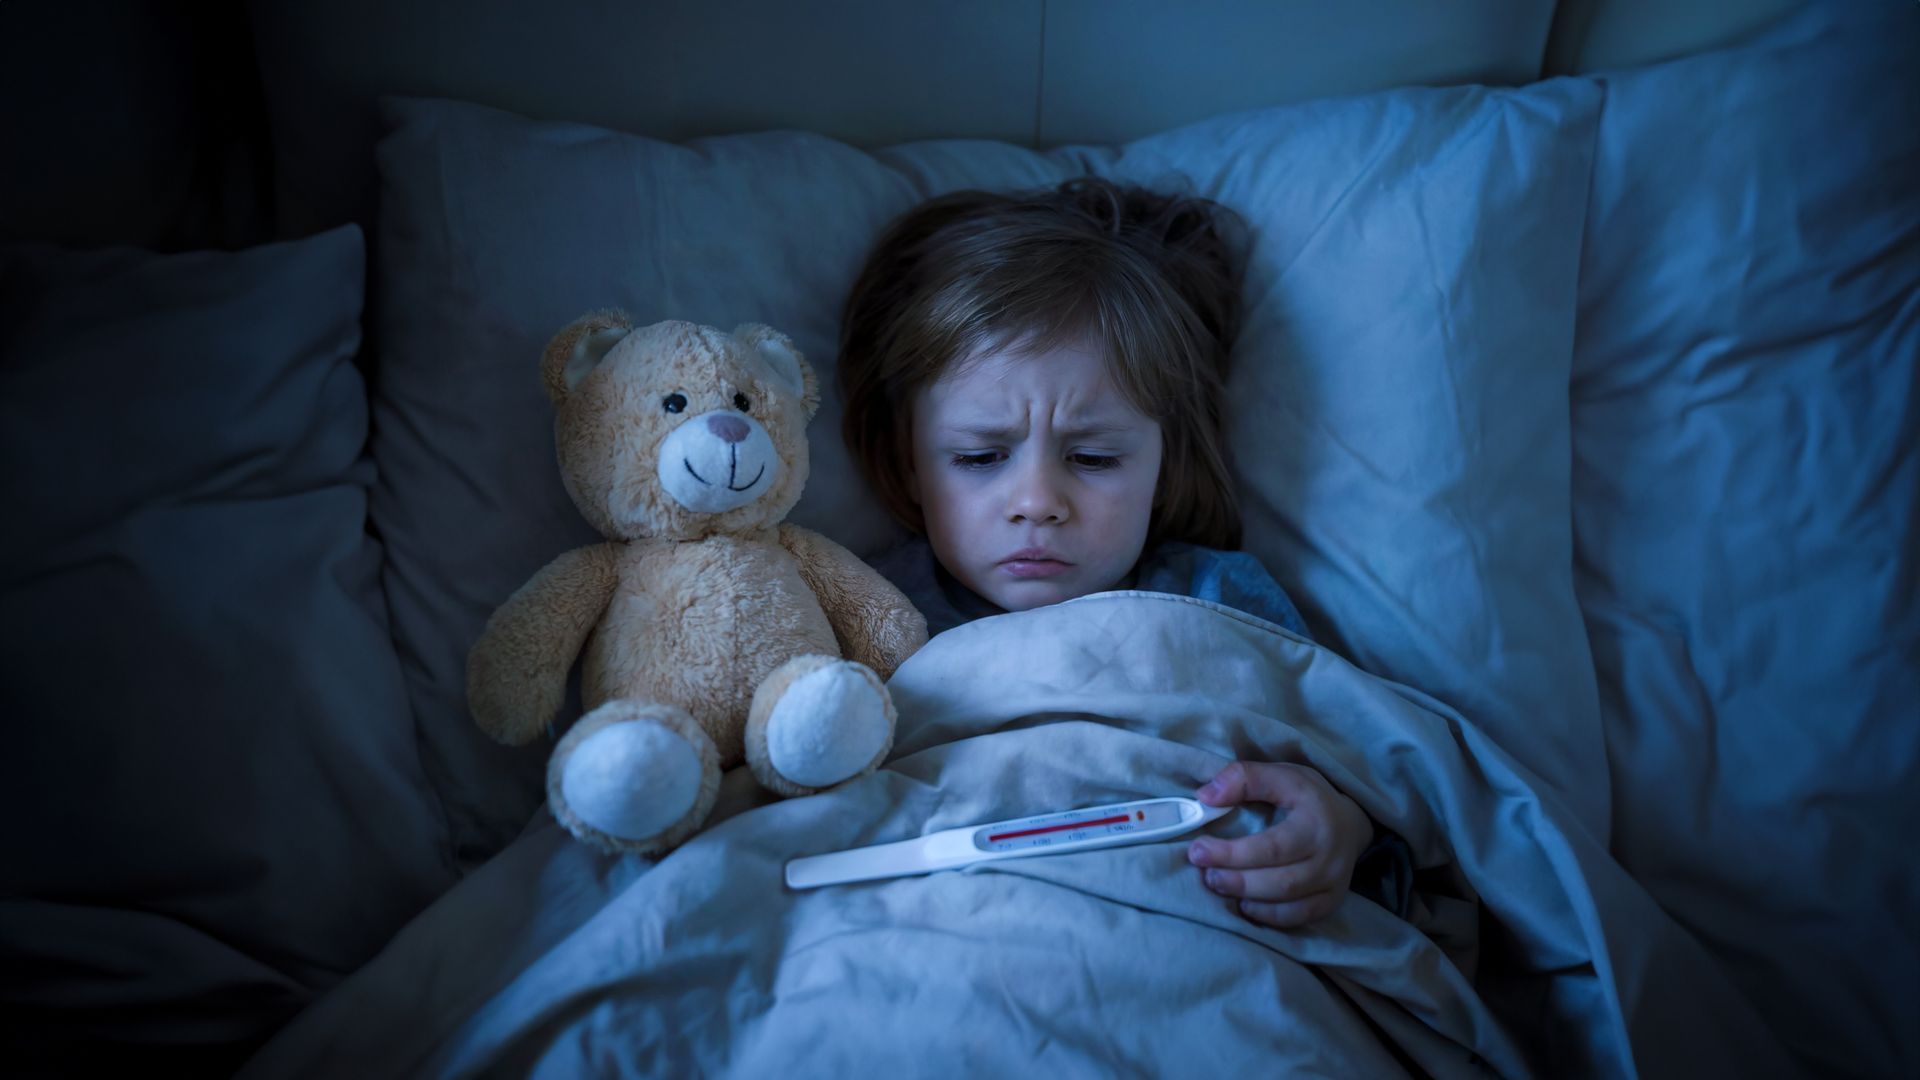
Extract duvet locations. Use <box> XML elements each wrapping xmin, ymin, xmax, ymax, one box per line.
<box><xmin>239</xmin><ymin>593</ymin><xmax>1786</xmax><ymax>1077</ymax></box>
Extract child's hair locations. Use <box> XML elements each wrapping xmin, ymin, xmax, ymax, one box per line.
<box><xmin>837</xmin><ymin>176</ymin><xmax>1246</xmax><ymax>550</ymax></box>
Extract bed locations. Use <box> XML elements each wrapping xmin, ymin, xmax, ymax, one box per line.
<box><xmin>2</xmin><ymin>2</ymin><xmax>1914</xmax><ymax>1076</ymax></box>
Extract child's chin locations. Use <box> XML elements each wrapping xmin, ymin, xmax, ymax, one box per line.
<box><xmin>991</xmin><ymin>578</ymin><xmax>1093</xmax><ymax>612</ymax></box>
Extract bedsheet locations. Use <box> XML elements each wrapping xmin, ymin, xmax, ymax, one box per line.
<box><xmin>238</xmin><ymin>594</ymin><xmax>1783</xmax><ymax>1077</ymax></box>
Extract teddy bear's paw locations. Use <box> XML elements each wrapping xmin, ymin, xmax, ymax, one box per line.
<box><xmin>746</xmin><ymin>656</ymin><xmax>896</xmax><ymax>797</ymax></box>
<box><xmin>546</xmin><ymin>701</ymin><xmax>721</xmax><ymax>855</ymax></box>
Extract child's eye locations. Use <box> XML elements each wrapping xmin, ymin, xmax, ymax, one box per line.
<box><xmin>949</xmin><ymin>452</ymin><xmax>1004</xmax><ymax>470</ymax></box>
<box><xmin>1071</xmin><ymin>453</ymin><xmax>1121</xmax><ymax>470</ymax></box>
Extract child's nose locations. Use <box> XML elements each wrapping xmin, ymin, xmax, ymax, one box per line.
<box><xmin>1005</xmin><ymin>460</ymin><xmax>1069</xmax><ymax>525</ymax></box>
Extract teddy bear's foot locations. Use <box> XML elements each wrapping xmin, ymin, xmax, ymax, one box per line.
<box><xmin>546</xmin><ymin>699</ymin><xmax>721</xmax><ymax>856</ymax></box>
<box><xmin>744</xmin><ymin>655</ymin><xmax>896</xmax><ymax>797</ymax></box>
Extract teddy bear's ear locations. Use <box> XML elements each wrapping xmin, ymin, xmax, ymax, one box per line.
<box><xmin>734</xmin><ymin>323</ymin><xmax>820</xmax><ymax>419</ymax></box>
<box><xmin>541</xmin><ymin>309</ymin><xmax>633</xmax><ymax>405</ymax></box>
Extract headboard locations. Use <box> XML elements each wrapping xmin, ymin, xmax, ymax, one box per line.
<box><xmin>246</xmin><ymin>0</ymin><xmax>1799</xmax><ymax>236</ymax></box>
<box><xmin>0</xmin><ymin>0</ymin><xmax>1803</xmax><ymax>250</ymax></box>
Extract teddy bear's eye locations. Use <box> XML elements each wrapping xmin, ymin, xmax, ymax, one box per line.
<box><xmin>662</xmin><ymin>393</ymin><xmax>687</xmax><ymax>414</ymax></box>
<box><xmin>733</xmin><ymin>392</ymin><xmax>751</xmax><ymax>413</ymax></box>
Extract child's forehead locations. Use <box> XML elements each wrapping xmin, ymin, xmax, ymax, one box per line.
<box><xmin>918</xmin><ymin>338</ymin><xmax>1150</xmax><ymax>428</ymax></box>
<box><xmin>938</xmin><ymin>329</ymin><xmax>1114</xmax><ymax>387</ymax></box>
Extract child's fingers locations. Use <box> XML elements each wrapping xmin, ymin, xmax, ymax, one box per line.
<box><xmin>1235</xmin><ymin>893</ymin><xmax>1340</xmax><ymax>930</ymax></box>
<box><xmin>1197</xmin><ymin>862</ymin><xmax>1324</xmax><ymax>903</ymax></box>
<box><xmin>1187</xmin><ymin>825</ymin><xmax>1316</xmax><ymax>870</ymax></box>
<box><xmin>1196</xmin><ymin>760</ymin><xmax>1311</xmax><ymax>809</ymax></box>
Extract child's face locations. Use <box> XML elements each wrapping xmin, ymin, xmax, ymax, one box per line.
<box><xmin>909</xmin><ymin>334</ymin><xmax>1163</xmax><ymax>613</ymax></box>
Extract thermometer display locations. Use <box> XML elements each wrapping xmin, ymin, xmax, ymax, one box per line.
<box><xmin>973</xmin><ymin>802</ymin><xmax>1187</xmax><ymax>852</ymax></box>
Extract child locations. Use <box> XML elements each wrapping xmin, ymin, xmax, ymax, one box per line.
<box><xmin>837</xmin><ymin>177</ymin><xmax>1409</xmax><ymax>928</ymax></box>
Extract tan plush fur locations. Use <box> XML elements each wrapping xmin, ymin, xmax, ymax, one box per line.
<box><xmin>467</xmin><ymin>314</ymin><xmax>927</xmax><ymax>855</ymax></box>
<box><xmin>468</xmin><ymin>543</ymin><xmax>620</xmax><ymax>745</ymax></box>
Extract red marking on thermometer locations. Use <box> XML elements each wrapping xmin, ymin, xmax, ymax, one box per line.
<box><xmin>988</xmin><ymin>814</ymin><xmax>1131</xmax><ymax>842</ymax></box>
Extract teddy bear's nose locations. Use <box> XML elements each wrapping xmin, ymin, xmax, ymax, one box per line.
<box><xmin>706</xmin><ymin>414</ymin><xmax>750</xmax><ymax>444</ymax></box>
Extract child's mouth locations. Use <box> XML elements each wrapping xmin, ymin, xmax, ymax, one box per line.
<box><xmin>999</xmin><ymin>551</ymin><xmax>1074</xmax><ymax>579</ymax></box>
<box><xmin>1001</xmin><ymin>560</ymin><xmax>1072</xmax><ymax>579</ymax></box>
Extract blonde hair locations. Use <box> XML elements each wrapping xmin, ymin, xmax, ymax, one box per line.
<box><xmin>838</xmin><ymin>177</ymin><xmax>1246</xmax><ymax>549</ymax></box>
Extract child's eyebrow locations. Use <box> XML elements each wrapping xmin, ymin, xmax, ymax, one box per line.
<box><xmin>943</xmin><ymin>419</ymin><xmax>1139</xmax><ymax>442</ymax></box>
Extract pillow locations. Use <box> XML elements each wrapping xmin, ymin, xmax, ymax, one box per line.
<box><xmin>0</xmin><ymin>227</ymin><xmax>455</xmax><ymax>1074</ymax></box>
<box><xmin>370</xmin><ymin>81</ymin><xmax>1608</xmax><ymax>869</ymax></box>
<box><xmin>1567</xmin><ymin>6</ymin><xmax>1920</xmax><ymax>1076</ymax></box>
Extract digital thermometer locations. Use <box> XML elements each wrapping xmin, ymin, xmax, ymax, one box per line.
<box><xmin>784</xmin><ymin>797</ymin><xmax>1232</xmax><ymax>890</ymax></box>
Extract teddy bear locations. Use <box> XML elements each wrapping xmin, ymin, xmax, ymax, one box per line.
<box><xmin>466</xmin><ymin>313</ymin><xmax>927</xmax><ymax>855</ymax></box>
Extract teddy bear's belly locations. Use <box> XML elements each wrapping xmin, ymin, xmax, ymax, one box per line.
<box><xmin>580</xmin><ymin>538</ymin><xmax>840</xmax><ymax>763</ymax></box>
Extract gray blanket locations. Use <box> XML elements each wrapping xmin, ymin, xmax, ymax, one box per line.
<box><xmin>240</xmin><ymin>593</ymin><xmax>1786</xmax><ymax>1077</ymax></box>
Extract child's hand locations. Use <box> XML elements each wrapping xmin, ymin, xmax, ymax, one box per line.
<box><xmin>1186</xmin><ymin>761</ymin><xmax>1373</xmax><ymax>928</ymax></box>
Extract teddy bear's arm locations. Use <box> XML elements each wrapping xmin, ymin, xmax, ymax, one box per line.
<box><xmin>778</xmin><ymin>524</ymin><xmax>929</xmax><ymax>679</ymax></box>
<box><xmin>467</xmin><ymin>542</ymin><xmax>621</xmax><ymax>746</ymax></box>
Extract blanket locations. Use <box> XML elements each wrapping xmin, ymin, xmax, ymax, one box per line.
<box><xmin>239</xmin><ymin>593</ymin><xmax>1785</xmax><ymax>1077</ymax></box>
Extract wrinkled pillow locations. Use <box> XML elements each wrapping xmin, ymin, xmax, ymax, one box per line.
<box><xmin>372</xmin><ymin>81</ymin><xmax>1608</xmax><ymax>868</ymax></box>
<box><xmin>1567</xmin><ymin>5</ymin><xmax>1920</xmax><ymax>1076</ymax></box>
<box><xmin>0</xmin><ymin>226</ymin><xmax>455</xmax><ymax>1074</ymax></box>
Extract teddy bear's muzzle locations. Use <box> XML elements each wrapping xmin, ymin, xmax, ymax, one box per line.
<box><xmin>656</xmin><ymin>409</ymin><xmax>781</xmax><ymax>514</ymax></box>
